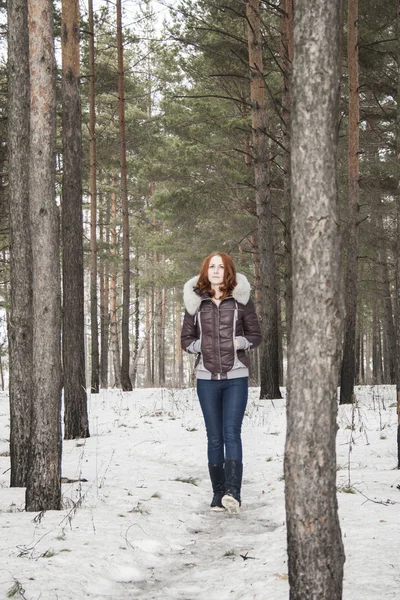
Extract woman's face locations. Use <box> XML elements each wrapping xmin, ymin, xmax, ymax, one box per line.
<box><xmin>208</xmin><ymin>255</ymin><xmax>224</xmax><ymax>286</ymax></box>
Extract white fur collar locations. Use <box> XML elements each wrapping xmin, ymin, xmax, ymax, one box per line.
<box><xmin>183</xmin><ymin>273</ymin><xmax>251</xmax><ymax>315</ymax></box>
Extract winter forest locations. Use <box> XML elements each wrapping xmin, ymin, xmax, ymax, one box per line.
<box><xmin>2</xmin><ymin>0</ymin><xmax>400</xmax><ymax>598</ymax></box>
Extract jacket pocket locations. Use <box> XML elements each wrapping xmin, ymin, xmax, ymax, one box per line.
<box><xmin>237</xmin><ymin>349</ymin><xmax>248</xmax><ymax>367</ymax></box>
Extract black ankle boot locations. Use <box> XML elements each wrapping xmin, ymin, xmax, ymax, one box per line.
<box><xmin>208</xmin><ymin>463</ymin><xmax>225</xmax><ymax>511</ymax></box>
<box><xmin>222</xmin><ymin>460</ymin><xmax>242</xmax><ymax>514</ymax></box>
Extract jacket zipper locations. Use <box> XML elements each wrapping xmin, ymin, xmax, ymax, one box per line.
<box><xmin>205</xmin><ymin>297</ymin><xmax>235</xmax><ymax>377</ymax></box>
<box><xmin>217</xmin><ymin>304</ymin><xmax>223</xmax><ymax>374</ymax></box>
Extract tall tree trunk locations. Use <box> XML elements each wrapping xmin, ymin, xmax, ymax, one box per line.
<box><xmin>396</xmin><ymin>0</ymin><xmax>400</xmax><ymax>467</ymax></box>
<box><xmin>246</xmin><ymin>0</ymin><xmax>281</xmax><ymax>399</ymax></box>
<box><xmin>0</xmin><ymin>351</ymin><xmax>4</xmax><ymax>391</ymax></box>
<box><xmin>340</xmin><ymin>0</ymin><xmax>359</xmax><ymax>404</ymax></box>
<box><xmin>150</xmin><ymin>286</ymin><xmax>155</xmax><ymax>385</ymax></box>
<box><xmin>372</xmin><ymin>296</ymin><xmax>380</xmax><ymax>384</ymax></box>
<box><xmin>110</xmin><ymin>184</ymin><xmax>121</xmax><ymax>387</ymax></box>
<box><xmin>278</xmin><ymin>295</ymin><xmax>284</xmax><ymax>386</ymax></box>
<box><xmin>154</xmin><ymin>285</ymin><xmax>161</xmax><ymax>386</ymax></box>
<box><xmin>379</xmin><ymin>230</ymin><xmax>396</xmax><ymax>384</ymax></box>
<box><xmin>131</xmin><ymin>277</ymin><xmax>140</xmax><ymax>386</ymax></box>
<box><xmin>130</xmin><ymin>258</ymin><xmax>140</xmax><ymax>386</ymax></box>
<box><xmin>241</xmin><ymin>94</ymin><xmax>252</xmax><ymax>167</ymax></box>
<box><xmin>372</xmin><ymin>212</ymin><xmax>381</xmax><ymax>385</ymax></box>
<box><xmin>159</xmin><ymin>287</ymin><xmax>166</xmax><ymax>385</ymax></box>
<box><xmin>116</xmin><ymin>0</ymin><xmax>132</xmax><ymax>391</ymax></box>
<box><xmin>377</xmin><ymin>316</ymin><xmax>384</xmax><ymax>384</ymax></box>
<box><xmin>281</xmin><ymin>0</ymin><xmax>294</xmax><ymax>349</ymax></box>
<box><xmin>145</xmin><ymin>291</ymin><xmax>152</xmax><ymax>386</ymax></box>
<box><xmin>176</xmin><ymin>294</ymin><xmax>184</xmax><ymax>387</ymax></box>
<box><xmin>360</xmin><ymin>332</ymin><xmax>365</xmax><ymax>383</ymax></box>
<box><xmin>157</xmin><ymin>234</ymin><xmax>166</xmax><ymax>387</ymax></box>
<box><xmin>285</xmin><ymin>0</ymin><xmax>345</xmax><ymax>597</ymax></box>
<box><xmin>355</xmin><ymin>261</ymin><xmax>364</xmax><ymax>385</ymax></box>
<box><xmin>251</xmin><ymin>236</ymin><xmax>261</xmax><ymax>387</ymax></box>
<box><xmin>100</xmin><ymin>202</ymin><xmax>109</xmax><ymax>388</ymax></box>
<box><xmin>0</xmin><ymin>148</ymin><xmax>6</xmax><ymax>220</ymax></box>
<box><xmin>355</xmin><ymin>328</ymin><xmax>361</xmax><ymax>384</ymax></box>
<box><xmin>365</xmin><ymin>330</ymin><xmax>372</xmax><ymax>384</ymax></box>
<box><xmin>7</xmin><ymin>0</ymin><xmax>33</xmax><ymax>487</ymax></box>
<box><xmin>25</xmin><ymin>0</ymin><xmax>62</xmax><ymax>511</ymax></box>
<box><xmin>88</xmin><ymin>0</ymin><xmax>99</xmax><ymax>393</ymax></box>
<box><xmin>61</xmin><ymin>0</ymin><xmax>89</xmax><ymax>439</ymax></box>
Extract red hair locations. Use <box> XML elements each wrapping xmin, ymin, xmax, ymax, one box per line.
<box><xmin>196</xmin><ymin>253</ymin><xmax>237</xmax><ymax>300</ymax></box>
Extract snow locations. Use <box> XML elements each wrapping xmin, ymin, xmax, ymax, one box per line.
<box><xmin>0</xmin><ymin>385</ymin><xmax>400</xmax><ymax>599</ymax></box>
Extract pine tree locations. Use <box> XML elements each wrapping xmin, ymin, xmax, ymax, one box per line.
<box><xmin>285</xmin><ymin>0</ymin><xmax>345</xmax><ymax>596</ymax></box>
<box><xmin>88</xmin><ymin>0</ymin><xmax>100</xmax><ymax>393</ymax></box>
<box><xmin>7</xmin><ymin>0</ymin><xmax>33</xmax><ymax>487</ymax></box>
<box><xmin>246</xmin><ymin>0</ymin><xmax>281</xmax><ymax>399</ymax></box>
<box><xmin>340</xmin><ymin>0</ymin><xmax>360</xmax><ymax>404</ymax></box>
<box><xmin>61</xmin><ymin>0</ymin><xmax>89</xmax><ymax>439</ymax></box>
<box><xmin>26</xmin><ymin>0</ymin><xmax>62</xmax><ymax>511</ymax></box>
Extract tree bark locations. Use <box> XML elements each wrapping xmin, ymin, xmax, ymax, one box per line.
<box><xmin>25</xmin><ymin>0</ymin><xmax>62</xmax><ymax>511</ymax></box>
<box><xmin>379</xmin><ymin>228</ymin><xmax>396</xmax><ymax>384</ymax></box>
<box><xmin>159</xmin><ymin>233</ymin><xmax>166</xmax><ymax>386</ymax></box>
<box><xmin>159</xmin><ymin>287</ymin><xmax>166</xmax><ymax>385</ymax></box>
<box><xmin>360</xmin><ymin>332</ymin><xmax>365</xmax><ymax>383</ymax></box>
<box><xmin>0</xmin><ymin>147</ymin><xmax>6</xmax><ymax>222</ymax></box>
<box><xmin>355</xmin><ymin>328</ymin><xmax>361</xmax><ymax>384</ymax></box>
<box><xmin>285</xmin><ymin>0</ymin><xmax>345</xmax><ymax>597</ymax></box>
<box><xmin>340</xmin><ymin>0</ymin><xmax>359</xmax><ymax>404</ymax></box>
<box><xmin>154</xmin><ymin>284</ymin><xmax>161</xmax><ymax>386</ymax></box>
<box><xmin>0</xmin><ymin>352</ymin><xmax>4</xmax><ymax>392</ymax></box>
<box><xmin>99</xmin><ymin>202</ymin><xmax>109</xmax><ymax>389</ymax></box>
<box><xmin>365</xmin><ymin>330</ymin><xmax>372</xmax><ymax>384</ymax></box>
<box><xmin>150</xmin><ymin>286</ymin><xmax>155</xmax><ymax>385</ymax></box>
<box><xmin>396</xmin><ymin>0</ymin><xmax>400</xmax><ymax>467</ymax></box>
<box><xmin>176</xmin><ymin>295</ymin><xmax>184</xmax><ymax>387</ymax></box>
<box><xmin>61</xmin><ymin>0</ymin><xmax>89</xmax><ymax>439</ymax></box>
<box><xmin>246</xmin><ymin>0</ymin><xmax>281</xmax><ymax>399</ymax></box>
<box><xmin>110</xmin><ymin>183</ymin><xmax>121</xmax><ymax>387</ymax></box>
<box><xmin>372</xmin><ymin>295</ymin><xmax>381</xmax><ymax>384</ymax></box>
<box><xmin>116</xmin><ymin>0</ymin><xmax>132</xmax><ymax>391</ymax></box>
<box><xmin>7</xmin><ymin>0</ymin><xmax>33</xmax><ymax>487</ymax></box>
<box><xmin>88</xmin><ymin>0</ymin><xmax>99</xmax><ymax>394</ymax></box>
<box><xmin>281</xmin><ymin>0</ymin><xmax>294</xmax><ymax>348</ymax></box>
<box><xmin>145</xmin><ymin>291</ymin><xmax>152</xmax><ymax>386</ymax></box>
<box><xmin>130</xmin><ymin>261</ymin><xmax>140</xmax><ymax>387</ymax></box>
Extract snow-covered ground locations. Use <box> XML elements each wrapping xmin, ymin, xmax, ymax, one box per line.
<box><xmin>0</xmin><ymin>385</ymin><xmax>399</xmax><ymax>599</ymax></box>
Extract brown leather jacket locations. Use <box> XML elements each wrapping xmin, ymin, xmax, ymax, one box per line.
<box><xmin>181</xmin><ymin>274</ymin><xmax>262</xmax><ymax>380</ymax></box>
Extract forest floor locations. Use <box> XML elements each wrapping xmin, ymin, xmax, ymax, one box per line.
<box><xmin>0</xmin><ymin>384</ymin><xmax>399</xmax><ymax>599</ymax></box>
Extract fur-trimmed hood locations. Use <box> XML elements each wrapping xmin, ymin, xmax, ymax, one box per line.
<box><xmin>183</xmin><ymin>273</ymin><xmax>251</xmax><ymax>315</ymax></box>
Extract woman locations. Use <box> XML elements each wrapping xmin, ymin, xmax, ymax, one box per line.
<box><xmin>181</xmin><ymin>252</ymin><xmax>261</xmax><ymax>514</ymax></box>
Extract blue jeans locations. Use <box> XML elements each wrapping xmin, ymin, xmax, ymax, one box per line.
<box><xmin>196</xmin><ymin>377</ymin><xmax>248</xmax><ymax>464</ymax></box>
